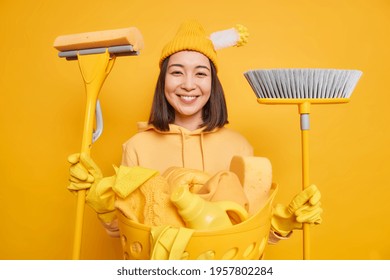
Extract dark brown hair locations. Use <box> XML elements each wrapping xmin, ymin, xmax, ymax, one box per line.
<box><xmin>148</xmin><ymin>57</ymin><xmax>229</xmax><ymax>131</ymax></box>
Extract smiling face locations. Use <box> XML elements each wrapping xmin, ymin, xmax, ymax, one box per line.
<box><xmin>164</xmin><ymin>51</ymin><xmax>212</xmax><ymax>130</ymax></box>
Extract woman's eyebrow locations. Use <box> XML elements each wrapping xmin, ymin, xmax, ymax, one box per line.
<box><xmin>168</xmin><ymin>64</ymin><xmax>210</xmax><ymax>71</ymax></box>
<box><xmin>195</xmin><ymin>65</ymin><xmax>210</xmax><ymax>71</ymax></box>
<box><xmin>168</xmin><ymin>63</ymin><xmax>184</xmax><ymax>68</ymax></box>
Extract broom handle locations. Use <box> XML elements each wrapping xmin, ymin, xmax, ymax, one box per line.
<box><xmin>299</xmin><ymin>102</ymin><xmax>311</xmax><ymax>260</ymax></box>
<box><xmin>72</xmin><ymin>51</ymin><xmax>115</xmax><ymax>260</ymax></box>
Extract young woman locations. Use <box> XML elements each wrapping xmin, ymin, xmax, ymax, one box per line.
<box><xmin>68</xmin><ymin>20</ymin><xmax>322</xmax><ymax>243</ymax></box>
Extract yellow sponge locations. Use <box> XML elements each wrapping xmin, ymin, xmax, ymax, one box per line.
<box><xmin>53</xmin><ymin>26</ymin><xmax>144</xmax><ymax>52</ymax></box>
<box><xmin>229</xmin><ymin>156</ymin><xmax>272</xmax><ymax>215</ymax></box>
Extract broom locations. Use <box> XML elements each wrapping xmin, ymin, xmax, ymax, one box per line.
<box><xmin>54</xmin><ymin>26</ymin><xmax>144</xmax><ymax>259</ymax></box>
<box><xmin>243</xmin><ymin>68</ymin><xmax>362</xmax><ymax>260</ymax></box>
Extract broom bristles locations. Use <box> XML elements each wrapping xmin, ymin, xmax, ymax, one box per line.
<box><xmin>244</xmin><ymin>69</ymin><xmax>362</xmax><ymax>100</ymax></box>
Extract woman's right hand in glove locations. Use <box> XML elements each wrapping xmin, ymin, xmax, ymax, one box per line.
<box><xmin>67</xmin><ymin>152</ymin><xmax>103</xmax><ymax>192</ymax></box>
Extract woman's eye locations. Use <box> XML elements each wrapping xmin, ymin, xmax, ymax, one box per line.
<box><xmin>170</xmin><ymin>71</ymin><xmax>182</xmax><ymax>75</ymax></box>
<box><xmin>196</xmin><ymin>72</ymin><xmax>208</xmax><ymax>77</ymax></box>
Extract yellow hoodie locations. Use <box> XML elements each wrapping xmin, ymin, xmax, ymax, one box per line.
<box><xmin>121</xmin><ymin>122</ymin><xmax>254</xmax><ymax>174</ymax></box>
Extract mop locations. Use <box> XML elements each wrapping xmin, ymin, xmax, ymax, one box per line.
<box><xmin>54</xmin><ymin>26</ymin><xmax>144</xmax><ymax>259</ymax></box>
<box><xmin>243</xmin><ymin>68</ymin><xmax>362</xmax><ymax>259</ymax></box>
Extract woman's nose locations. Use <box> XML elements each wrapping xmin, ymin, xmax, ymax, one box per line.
<box><xmin>181</xmin><ymin>76</ymin><xmax>196</xmax><ymax>91</ymax></box>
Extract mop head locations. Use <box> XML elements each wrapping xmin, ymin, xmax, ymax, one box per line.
<box><xmin>243</xmin><ymin>68</ymin><xmax>362</xmax><ymax>102</ymax></box>
<box><xmin>53</xmin><ymin>26</ymin><xmax>144</xmax><ymax>59</ymax></box>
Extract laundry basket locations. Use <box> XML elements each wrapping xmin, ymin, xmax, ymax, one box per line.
<box><xmin>117</xmin><ymin>183</ymin><xmax>278</xmax><ymax>260</ymax></box>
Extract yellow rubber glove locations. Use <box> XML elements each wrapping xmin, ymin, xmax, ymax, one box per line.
<box><xmin>67</xmin><ymin>153</ymin><xmax>118</xmax><ymax>236</ymax></box>
<box><xmin>67</xmin><ymin>153</ymin><xmax>103</xmax><ymax>192</ymax></box>
<box><xmin>85</xmin><ymin>175</ymin><xmax>117</xmax><ymax>223</ymax></box>
<box><xmin>86</xmin><ymin>165</ymin><xmax>160</xmax><ymax>236</ymax></box>
<box><xmin>150</xmin><ymin>226</ymin><xmax>194</xmax><ymax>260</ymax></box>
<box><xmin>271</xmin><ymin>184</ymin><xmax>322</xmax><ymax>237</ymax></box>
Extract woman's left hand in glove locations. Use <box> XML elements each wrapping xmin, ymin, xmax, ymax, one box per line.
<box><xmin>271</xmin><ymin>184</ymin><xmax>323</xmax><ymax>237</ymax></box>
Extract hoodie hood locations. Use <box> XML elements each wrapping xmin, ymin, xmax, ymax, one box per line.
<box><xmin>122</xmin><ymin>122</ymin><xmax>253</xmax><ymax>175</ymax></box>
<box><xmin>137</xmin><ymin>122</ymin><xmax>217</xmax><ymax>171</ymax></box>
<box><xmin>137</xmin><ymin>122</ymin><xmax>216</xmax><ymax>135</ymax></box>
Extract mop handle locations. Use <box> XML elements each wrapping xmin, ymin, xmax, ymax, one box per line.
<box><xmin>299</xmin><ymin>102</ymin><xmax>311</xmax><ymax>260</ymax></box>
<box><xmin>72</xmin><ymin>51</ymin><xmax>115</xmax><ymax>260</ymax></box>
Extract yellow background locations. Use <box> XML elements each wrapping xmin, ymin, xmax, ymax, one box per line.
<box><xmin>1</xmin><ymin>0</ymin><xmax>389</xmax><ymax>260</ymax></box>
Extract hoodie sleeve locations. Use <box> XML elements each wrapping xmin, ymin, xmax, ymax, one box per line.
<box><xmin>121</xmin><ymin>141</ymin><xmax>139</xmax><ymax>167</ymax></box>
<box><xmin>242</xmin><ymin>139</ymin><xmax>254</xmax><ymax>157</ymax></box>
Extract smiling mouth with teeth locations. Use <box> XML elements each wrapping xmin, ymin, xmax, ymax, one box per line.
<box><xmin>179</xmin><ymin>95</ymin><xmax>198</xmax><ymax>101</ymax></box>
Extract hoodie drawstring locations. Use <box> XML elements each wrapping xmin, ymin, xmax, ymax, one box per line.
<box><xmin>179</xmin><ymin>129</ymin><xmax>186</xmax><ymax>169</ymax></box>
<box><xmin>200</xmin><ymin>133</ymin><xmax>205</xmax><ymax>172</ymax></box>
<box><xmin>178</xmin><ymin>127</ymin><xmax>206</xmax><ymax>172</ymax></box>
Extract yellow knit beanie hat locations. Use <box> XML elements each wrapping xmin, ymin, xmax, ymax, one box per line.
<box><xmin>159</xmin><ymin>20</ymin><xmax>218</xmax><ymax>70</ymax></box>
